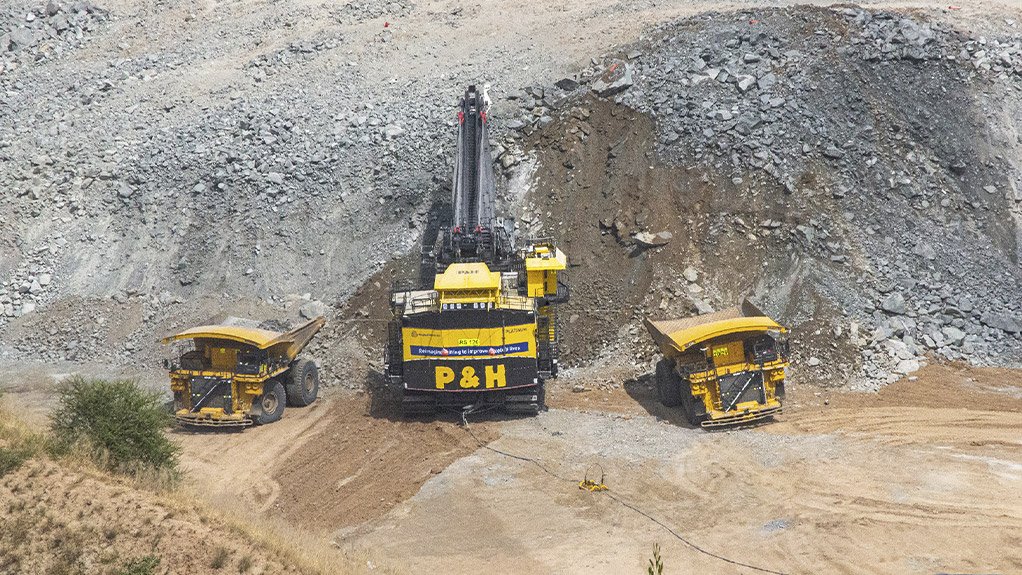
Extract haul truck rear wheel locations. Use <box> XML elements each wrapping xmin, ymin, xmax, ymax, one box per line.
<box><xmin>252</xmin><ymin>381</ymin><xmax>286</xmax><ymax>425</ymax></box>
<box><xmin>655</xmin><ymin>359</ymin><xmax>682</xmax><ymax>407</ymax></box>
<box><xmin>285</xmin><ymin>358</ymin><xmax>319</xmax><ymax>407</ymax></box>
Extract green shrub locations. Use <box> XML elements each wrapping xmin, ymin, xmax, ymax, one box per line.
<box><xmin>50</xmin><ymin>377</ymin><xmax>178</xmax><ymax>475</ymax></box>
<box><xmin>116</xmin><ymin>555</ymin><xmax>160</xmax><ymax>575</ymax></box>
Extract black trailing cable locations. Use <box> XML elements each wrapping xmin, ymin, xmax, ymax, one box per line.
<box><xmin>460</xmin><ymin>405</ymin><xmax>575</xmax><ymax>483</ymax></box>
<box><xmin>459</xmin><ymin>406</ymin><xmax>790</xmax><ymax>575</ymax></box>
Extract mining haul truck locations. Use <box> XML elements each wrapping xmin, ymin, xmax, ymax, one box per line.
<box><xmin>162</xmin><ymin>317</ymin><xmax>325</xmax><ymax>428</ymax></box>
<box><xmin>385</xmin><ymin>85</ymin><xmax>569</xmax><ymax>416</ymax></box>
<box><xmin>644</xmin><ymin>301</ymin><xmax>789</xmax><ymax>428</ymax></box>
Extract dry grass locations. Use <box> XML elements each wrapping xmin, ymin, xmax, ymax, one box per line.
<box><xmin>0</xmin><ymin>399</ymin><xmax>49</xmax><ymax>477</ymax></box>
<box><xmin>0</xmin><ymin>396</ymin><xmax>372</xmax><ymax>575</ymax></box>
<box><xmin>166</xmin><ymin>488</ymin><xmax>379</xmax><ymax>575</ymax></box>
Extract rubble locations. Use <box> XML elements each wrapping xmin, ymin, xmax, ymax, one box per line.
<box><xmin>0</xmin><ymin>2</ymin><xmax>1019</xmax><ymax>394</ymax></box>
<box><xmin>522</xmin><ymin>6</ymin><xmax>1022</xmax><ymax>390</ymax></box>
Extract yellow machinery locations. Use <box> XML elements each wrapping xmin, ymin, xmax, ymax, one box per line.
<box><xmin>389</xmin><ymin>243</ymin><xmax>567</xmax><ymax>415</ymax></box>
<box><xmin>162</xmin><ymin>317</ymin><xmax>325</xmax><ymax>428</ymax></box>
<box><xmin>644</xmin><ymin>301</ymin><xmax>788</xmax><ymax>427</ymax></box>
<box><xmin>385</xmin><ymin>85</ymin><xmax>569</xmax><ymax>416</ymax></box>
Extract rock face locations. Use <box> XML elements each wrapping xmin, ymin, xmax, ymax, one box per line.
<box><xmin>1</xmin><ymin>2</ymin><xmax>1020</xmax><ymax>393</ymax></box>
<box><xmin>519</xmin><ymin>6</ymin><xmax>1022</xmax><ymax>391</ymax></box>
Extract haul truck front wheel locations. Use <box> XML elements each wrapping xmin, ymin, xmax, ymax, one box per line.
<box><xmin>655</xmin><ymin>359</ymin><xmax>682</xmax><ymax>407</ymax></box>
<box><xmin>252</xmin><ymin>381</ymin><xmax>286</xmax><ymax>425</ymax></box>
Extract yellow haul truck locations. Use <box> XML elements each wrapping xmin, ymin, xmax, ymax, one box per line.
<box><xmin>162</xmin><ymin>317</ymin><xmax>325</xmax><ymax>428</ymax></box>
<box><xmin>644</xmin><ymin>301</ymin><xmax>788</xmax><ymax>428</ymax></box>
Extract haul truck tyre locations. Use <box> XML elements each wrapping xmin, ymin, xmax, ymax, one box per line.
<box><xmin>655</xmin><ymin>359</ymin><xmax>682</xmax><ymax>407</ymax></box>
<box><xmin>253</xmin><ymin>381</ymin><xmax>287</xmax><ymax>425</ymax></box>
<box><xmin>285</xmin><ymin>358</ymin><xmax>319</xmax><ymax>407</ymax></box>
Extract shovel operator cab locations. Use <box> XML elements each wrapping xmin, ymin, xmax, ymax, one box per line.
<box><xmin>645</xmin><ymin>301</ymin><xmax>789</xmax><ymax>428</ymax></box>
<box><xmin>162</xmin><ymin>317</ymin><xmax>325</xmax><ymax>428</ymax></box>
<box><xmin>386</xmin><ymin>85</ymin><xmax>569</xmax><ymax>416</ymax></box>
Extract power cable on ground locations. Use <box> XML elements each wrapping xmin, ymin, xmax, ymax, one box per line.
<box><xmin>460</xmin><ymin>406</ymin><xmax>790</xmax><ymax>575</ymax></box>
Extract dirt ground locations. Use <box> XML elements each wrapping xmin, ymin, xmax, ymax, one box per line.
<box><xmin>335</xmin><ymin>365</ymin><xmax>1022</xmax><ymax>574</ymax></box>
<box><xmin>175</xmin><ymin>388</ymin><xmax>498</xmax><ymax>533</ymax></box>
<box><xmin>156</xmin><ymin>363</ymin><xmax>1022</xmax><ymax>574</ymax></box>
<box><xmin>4</xmin><ymin>359</ymin><xmax>1020</xmax><ymax>574</ymax></box>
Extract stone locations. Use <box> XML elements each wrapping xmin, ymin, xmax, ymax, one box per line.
<box><xmin>737</xmin><ymin>75</ymin><xmax>757</xmax><ymax>92</ymax></box>
<box><xmin>554</xmin><ymin>78</ymin><xmax>580</xmax><ymax>91</ymax></box>
<box><xmin>633</xmin><ymin>231</ymin><xmax>671</xmax><ymax>247</ymax></box>
<box><xmin>383</xmin><ymin>124</ymin><xmax>404</xmax><ymax>139</ymax></box>
<box><xmin>757</xmin><ymin>72</ymin><xmax>777</xmax><ymax>89</ymax></box>
<box><xmin>592</xmin><ymin>61</ymin><xmax>634</xmax><ymax>97</ymax></box>
<box><xmin>266</xmin><ymin>172</ymin><xmax>285</xmax><ymax>185</ymax></box>
<box><xmin>735</xmin><ymin>114</ymin><xmax>762</xmax><ymax>134</ymax></box>
<box><xmin>117</xmin><ymin>182</ymin><xmax>134</xmax><ymax>198</ymax></box>
<box><xmin>37</xmin><ymin>273</ymin><xmax>52</xmax><ymax>287</ymax></box>
<box><xmin>683</xmin><ymin>266</ymin><xmax>699</xmax><ymax>283</ymax></box>
<box><xmin>980</xmin><ymin>313</ymin><xmax>1021</xmax><ymax>334</ymax></box>
<box><xmin>693</xmin><ymin>299</ymin><xmax>715</xmax><ymax>314</ymax></box>
<box><xmin>743</xmin><ymin>53</ymin><xmax>762</xmax><ymax>63</ymax></box>
<box><xmin>822</xmin><ymin>145</ymin><xmax>845</xmax><ymax>159</ymax></box>
<box><xmin>9</xmin><ymin>28</ymin><xmax>36</xmax><ymax>49</ymax></box>
<box><xmin>895</xmin><ymin>358</ymin><xmax>921</xmax><ymax>375</ymax></box>
<box><xmin>808</xmin><ymin>356</ymin><xmax>821</xmax><ymax>367</ymax></box>
<box><xmin>299</xmin><ymin>300</ymin><xmax>328</xmax><ymax>320</ymax></box>
<box><xmin>913</xmin><ymin>241</ymin><xmax>936</xmax><ymax>260</ymax></box>
<box><xmin>881</xmin><ymin>292</ymin><xmax>907</xmax><ymax>315</ymax></box>
<box><xmin>941</xmin><ymin>326</ymin><xmax>966</xmax><ymax>346</ymax></box>
<box><xmin>20</xmin><ymin>302</ymin><xmax>36</xmax><ymax>314</ymax></box>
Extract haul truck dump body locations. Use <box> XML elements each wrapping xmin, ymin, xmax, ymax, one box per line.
<box><xmin>162</xmin><ymin>317</ymin><xmax>325</xmax><ymax>428</ymax></box>
<box><xmin>645</xmin><ymin>302</ymin><xmax>788</xmax><ymax>428</ymax></box>
<box><xmin>386</xmin><ymin>85</ymin><xmax>568</xmax><ymax>416</ymax></box>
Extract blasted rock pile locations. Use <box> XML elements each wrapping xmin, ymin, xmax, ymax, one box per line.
<box><xmin>0</xmin><ymin>1</ymin><xmax>107</xmax><ymax>72</ymax></box>
<box><xmin>505</xmin><ymin>6</ymin><xmax>1022</xmax><ymax>388</ymax></box>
